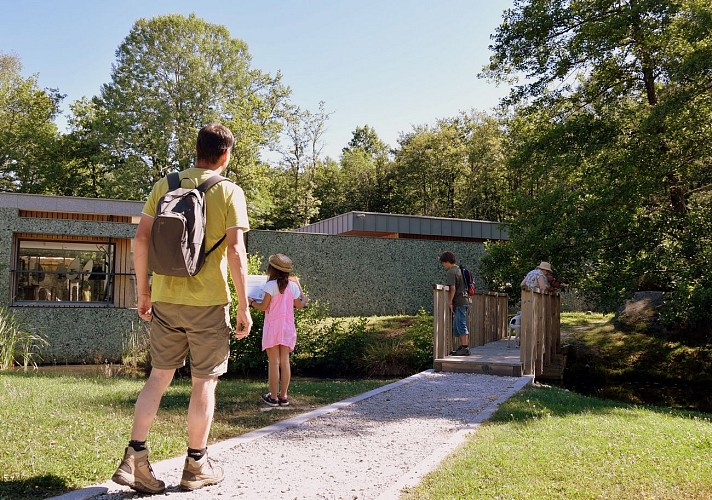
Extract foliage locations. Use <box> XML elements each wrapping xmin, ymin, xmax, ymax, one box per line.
<box><xmin>87</xmin><ymin>13</ymin><xmax>289</xmax><ymax>199</ymax></box>
<box><xmin>227</xmin><ymin>258</ymin><xmax>433</xmax><ymax>378</ymax></box>
<box><xmin>479</xmin><ymin>0</ymin><xmax>712</xmax><ymax>332</ymax></box>
<box><xmin>389</xmin><ymin>111</ymin><xmax>510</xmax><ymax>221</ymax></box>
<box><xmin>0</xmin><ymin>53</ymin><xmax>62</xmax><ymax>193</ymax></box>
<box><xmin>0</xmin><ymin>372</ymin><xmax>390</xmax><ymax>499</ymax></box>
<box><xmin>361</xmin><ymin>309</ymin><xmax>433</xmax><ymax>377</ymax></box>
<box><xmin>228</xmin><ymin>254</ymin><xmax>377</xmax><ymax>377</ymax></box>
<box><xmin>268</xmin><ymin>102</ymin><xmax>332</xmax><ymax>228</ymax></box>
<box><xmin>120</xmin><ymin>320</ymin><xmax>151</xmax><ymax>375</ymax></box>
<box><xmin>0</xmin><ymin>307</ymin><xmax>48</xmax><ymax>370</ymax></box>
<box><xmin>403</xmin><ymin>385</ymin><xmax>712</xmax><ymax>500</ymax></box>
<box><xmin>562</xmin><ymin>311</ymin><xmax>712</xmax><ymax>387</ymax></box>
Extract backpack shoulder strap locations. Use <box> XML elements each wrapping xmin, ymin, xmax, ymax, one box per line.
<box><xmin>197</xmin><ymin>174</ymin><xmax>228</xmax><ymax>193</ymax></box>
<box><xmin>167</xmin><ymin>172</ymin><xmax>181</xmax><ymax>190</ymax></box>
<box><xmin>199</xmin><ymin>174</ymin><xmax>230</xmax><ymax>257</ymax></box>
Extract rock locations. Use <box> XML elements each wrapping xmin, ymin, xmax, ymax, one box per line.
<box><xmin>616</xmin><ymin>291</ymin><xmax>665</xmax><ymax>332</ymax></box>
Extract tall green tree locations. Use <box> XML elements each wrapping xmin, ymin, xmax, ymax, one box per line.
<box><xmin>339</xmin><ymin>125</ymin><xmax>393</xmax><ymax>214</ymax></box>
<box><xmin>93</xmin><ymin>14</ymin><xmax>289</xmax><ymax>199</ymax></box>
<box><xmin>481</xmin><ymin>0</ymin><xmax>712</xmax><ymax>330</ymax></box>
<box><xmin>391</xmin><ymin>124</ymin><xmax>467</xmax><ymax>217</ymax></box>
<box><xmin>271</xmin><ymin>102</ymin><xmax>331</xmax><ymax>228</ymax></box>
<box><xmin>0</xmin><ymin>53</ymin><xmax>62</xmax><ymax>193</ymax></box>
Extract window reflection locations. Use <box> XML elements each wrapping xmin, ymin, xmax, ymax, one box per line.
<box><xmin>14</xmin><ymin>241</ymin><xmax>114</xmax><ymax>304</ymax></box>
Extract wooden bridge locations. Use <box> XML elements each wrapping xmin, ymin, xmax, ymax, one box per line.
<box><xmin>432</xmin><ymin>286</ymin><xmax>564</xmax><ymax>378</ymax></box>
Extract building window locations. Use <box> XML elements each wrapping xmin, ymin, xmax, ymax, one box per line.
<box><xmin>13</xmin><ymin>240</ymin><xmax>116</xmax><ymax>305</ymax></box>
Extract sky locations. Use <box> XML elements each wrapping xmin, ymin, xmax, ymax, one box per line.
<box><xmin>1</xmin><ymin>0</ymin><xmax>515</xmax><ymax>160</ymax></box>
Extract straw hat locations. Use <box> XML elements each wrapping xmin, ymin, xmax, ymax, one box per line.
<box><xmin>537</xmin><ymin>261</ymin><xmax>553</xmax><ymax>272</ymax></box>
<box><xmin>268</xmin><ymin>253</ymin><xmax>293</xmax><ymax>273</ymax></box>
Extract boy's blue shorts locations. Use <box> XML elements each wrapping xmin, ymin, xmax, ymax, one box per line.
<box><xmin>453</xmin><ymin>304</ymin><xmax>469</xmax><ymax>337</ymax></box>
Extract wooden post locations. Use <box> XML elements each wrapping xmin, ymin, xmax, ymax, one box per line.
<box><xmin>498</xmin><ymin>293</ymin><xmax>508</xmax><ymax>340</ymax></box>
<box><xmin>519</xmin><ymin>288</ymin><xmax>561</xmax><ymax>377</ymax></box>
<box><xmin>520</xmin><ymin>290</ymin><xmax>534</xmax><ymax>375</ymax></box>
<box><xmin>432</xmin><ymin>285</ymin><xmax>449</xmax><ymax>362</ymax></box>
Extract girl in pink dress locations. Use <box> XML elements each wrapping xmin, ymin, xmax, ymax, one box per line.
<box><xmin>249</xmin><ymin>253</ymin><xmax>307</xmax><ymax>407</ymax></box>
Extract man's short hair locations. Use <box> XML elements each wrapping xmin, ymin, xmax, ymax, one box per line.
<box><xmin>439</xmin><ymin>251</ymin><xmax>456</xmax><ymax>264</ymax></box>
<box><xmin>196</xmin><ymin>123</ymin><xmax>234</xmax><ymax>165</ymax></box>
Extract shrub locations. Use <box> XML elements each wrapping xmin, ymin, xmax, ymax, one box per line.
<box><xmin>0</xmin><ymin>307</ymin><xmax>48</xmax><ymax>370</ymax></box>
<box><xmin>227</xmin><ymin>255</ymin><xmax>435</xmax><ymax>378</ymax></box>
<box><xmin>121</xmin><ymin>321</ymin><xmax>151</xmax><ymax>375</ymax></box>
<box><xmin>361</xmin><ymin>309</ymin><xmax>434</xmax><ymax>377</ymax></box>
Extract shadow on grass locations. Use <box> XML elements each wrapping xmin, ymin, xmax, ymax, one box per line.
<box><xmin>489</xmin><ymin>384</ymin><xmax>711</xmax><ymax>427</ymax></box>
<box><xmin>0</xmin><ymin>474</ymin><xmax>68</xmax><ymax>499</ymax></box>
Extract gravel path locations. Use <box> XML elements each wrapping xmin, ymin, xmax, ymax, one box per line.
<box><xmin>54</xmin><ymin>371</ymin><xmax>532</xmax><ymax>500</ymax></box>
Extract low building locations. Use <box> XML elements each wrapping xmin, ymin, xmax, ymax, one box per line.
<box><xmin>0</xmin><ymin>193</ymin><xmax>143</xmax><ymax>364</ymax></box>
<box><xmin>1</xmin><ymin>193</ymin><xmax>509</xmax><ymax>363</ymax></box>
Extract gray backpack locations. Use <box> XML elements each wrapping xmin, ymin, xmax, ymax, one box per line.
<box><xmin>148</xmin><ymin>172</ymin><xmax>227</xmax><ymax>277</ymax></box>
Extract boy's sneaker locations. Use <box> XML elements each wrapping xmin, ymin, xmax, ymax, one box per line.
<box><xmin>278</xmin><ymin>396</ymin><xmax>289</xmax><ymax>406</ymax></box>
<box><xmin>111</xmin><ymin>446</ymin><xmax>166</xmax><ymax>494</ymax></box>
<box><xmin>180</xmin><ymin>453</ymin><xmax>224</xmax><ymax>491</ymax></box>
<box><xmin>453</xmin><ymin>345</ymin><xmax>470</xmax><ymax>356</ymax></box>
<box><xmin>262</xmin><ymin>393</ymin><xmax>279</xmax><ymax>407</ymax></box>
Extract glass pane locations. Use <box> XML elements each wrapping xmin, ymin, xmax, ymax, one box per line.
<box><xmin>15</xmin><ymin>241</ymin><xmax>114</xmax><ymax>303</ymax></box>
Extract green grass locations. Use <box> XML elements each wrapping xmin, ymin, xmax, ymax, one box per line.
<box><xmin>560</xmin><ymin>312</ymin><xmax>712</xmax><ymax>385</ymax></box>
<box><xmin>0</xmin><ymin>372</ymin><xmax>392</xmax><ymax>499</ymax></box>
<box><xmin>402</xmin><ymin>385</ymin><xmax>712</xmax><ymax>500</ymax></box>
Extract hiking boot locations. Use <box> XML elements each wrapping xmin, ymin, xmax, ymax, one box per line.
<box><xmin>262</xmin><ymin>393</ymin><xmax>279</xmax><ymax>407</ymax></box>
<box><xmin>111</xmin><ymin>446</ymin><xmax>165</xmax><ymax>494</ymax></box>
<box><xmin>180</xmin><ymin>453</ymin><xmax>224</xmax><ymax>491</ymax></box>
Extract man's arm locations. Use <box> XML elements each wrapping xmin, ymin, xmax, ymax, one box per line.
<box><xmin>133</xmin><ymin>214</ymin><xmax>154</xmax><ymax>321</ymax></box>
<box><xmin>226</xmin><ymin>227</ymin><xmax>252</xmax><ymax>338</ymax></box>
<box><xmin>536</xmin><ymin>273</ymin><xmax>552</xmax><ymax>292</ymax></box>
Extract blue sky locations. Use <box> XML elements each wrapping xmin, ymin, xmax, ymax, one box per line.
<box><xmin>1</xmin><ymin>0</ymin><xmax>514</xmax><ymax>160</ymax></box>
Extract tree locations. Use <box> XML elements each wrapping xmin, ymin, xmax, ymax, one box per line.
<box><xmin>391</xmin><ymin>124</ymin><xmax>467</xmax><ymax>217</ymax></box>
<box><xmin>271</xmin><ymin>102</ymin><xmax>331</xmax><ymax>228</ymax></box>
<box><xmin>481</xmin><ymin>0</ymin><xmax>712</xmax><ymax>330</ymax></box>
<box><xmin>339</xmin><ymin>125</ymin><xmax>393</xmax><ymax>213</ymax></box>
<box><xmin>0</xmin><ymin>53</ymin><xmax>62</xmax><ymax>193</ymax></box>
<box><xmin>93</xmin><ymin>14</ymin><xmax>289</xmax><ymax>199</ymax></box>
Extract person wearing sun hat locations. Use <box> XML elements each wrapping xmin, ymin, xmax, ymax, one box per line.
<box><xmin>249</xmin><ymin>253</ymin><xmax>308</xmax><ymax>407</ymax></box>
<box><xmin>520</xmin><ymin>261</ymin><xmax>556</xmax><ymax>292</ymax></box>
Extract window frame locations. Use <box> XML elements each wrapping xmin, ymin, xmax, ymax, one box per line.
<box><xmin>11</xmin><ymin>237</ymin><xmax>118</xmax><ymax>307</ymax></box>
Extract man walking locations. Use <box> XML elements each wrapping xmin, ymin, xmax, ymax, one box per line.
<box><xmin>439</xmin><ymin>251</ymin><xmax>470</xmax><ymax>356</ymax></box>
<box><xmin>112</xmin><ymin>123</ymin><xmax>252</xmax><ymax>493</ymax></box>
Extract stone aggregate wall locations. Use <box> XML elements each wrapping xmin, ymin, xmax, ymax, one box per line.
<box><xmin>12</xmin><ymin>307</ymin><xmax>138</xmax><ymax>364</ymax></box>
<box><xmin>246</xmin><ymin>230</ymin><xmax>487</xmax><ymax>317</ymax></box>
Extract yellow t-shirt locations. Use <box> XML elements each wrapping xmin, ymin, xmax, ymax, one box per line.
<box><xmin>142</xmin><ymin>168</ymin><xmax>249</xmax><ymax>306</ymax></box>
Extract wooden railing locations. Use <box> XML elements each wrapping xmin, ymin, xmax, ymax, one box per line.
<box><xmin>432</xmin><ymin>285</ymin><xmax>509</xmax><ymax>360</ymax></box>
<box><xmin>519</xmin><ymin>289</ymin><xmax>561</xmax><ymax>376</ymax></box>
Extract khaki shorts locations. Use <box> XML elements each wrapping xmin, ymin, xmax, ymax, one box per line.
<box><xmin>149</xmin><ymin>302</ymin><xmax>231</xmax><ymax>378</ymax></box>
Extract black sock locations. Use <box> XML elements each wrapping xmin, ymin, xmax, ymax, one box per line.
<box><xmin>129</xmin><ymin>440</ymin><xmax>146</xmax><ymax>452</ymax></box>
<box><xmin>187</xmin><ymin>447</ymin><xmax>207</xmax><ymax>461</ymax></box>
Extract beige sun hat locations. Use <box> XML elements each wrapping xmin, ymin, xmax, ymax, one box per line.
<box><xmin>268</xmin><ymin>253</ymin><xmax>293</xmax><ymax>273</ymax></box>
<box><xmin>537</xmin><ymin>261</ymin><xmax>553</xmax><ymax>272</ymax></box>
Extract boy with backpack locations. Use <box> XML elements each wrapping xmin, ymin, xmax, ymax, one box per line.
<box><xmin>112</xmin><ymin>123</ymin><xmax>252</xmax><ymax>493</ymax></box>
<box><xmin>439</xmin><ymin>251</ymin><xmax>472</xmax><ymax>356</ymax></box>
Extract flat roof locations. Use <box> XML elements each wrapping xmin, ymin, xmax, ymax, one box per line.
<box><xmin>295</xmin><ymin>211</ymin><xmax>509</xmax><ymax>241</ymax></box>
<box><xmin>0</xmin><ymin>192</ymin><xmax>144</xmax><ymax>217</ymax></box>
